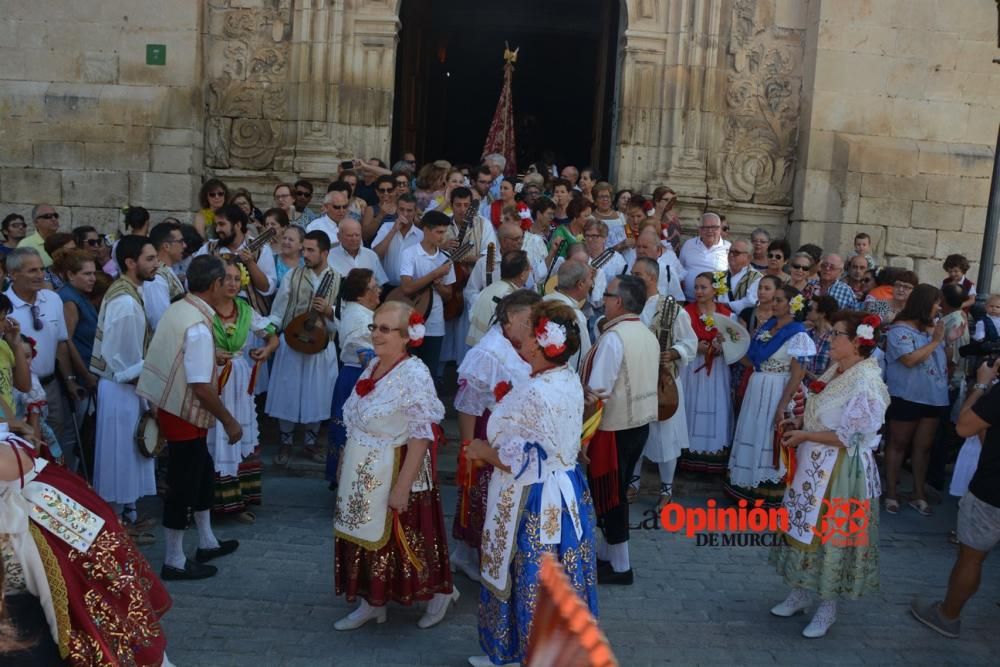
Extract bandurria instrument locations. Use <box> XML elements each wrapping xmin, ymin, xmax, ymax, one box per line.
<box><xmin>656</xmin><ymin>296</ymin><xmax>680</xmax><ymax>420</ymax></box>
<box><xmin>443</xmin><ymin>202</ymin><xmax>479</xmax><ymax>320</ymax></box>
<box><xmin>386</xmin><ymin>241</ymin><xmax>476</xmax><ymax>319</ymax></box>
<box><xmin>543</xmin><ymin>247</ymin><xmax>617</xmax><ymax>296</ymax></box>
<box><xmin>484</xmin><ymin>242</ymin><xmax>496</xmax><ymax>287</ymax></box>
<box><xmin>284</xmin><ymin>270</ymin><xmax>340</xmax><ymax>355</ymax></box>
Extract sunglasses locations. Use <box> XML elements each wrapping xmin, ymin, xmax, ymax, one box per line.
<box><xmin>208</xmin><ymin>191</ymin><xmax>226</xmax><ymax>198</ymax></box>
<box><xmin>768</xmin><ymin>253</ymin><xmax>784</xmax><ymax>260</ymax></box>
<box><xmin>367</xmin><ymin>324</ymin><xmax>403</xmax><ymax>334</ymax></box>
<box><xmin>36</xmin><ymin>213</ymin><xmax>59</xmax><ymax>220</ymax></box>
<box><xmin>790</xmin><ymin>263</ymin><xmax>811</xmax><ymax>271</ymax></box>
<box><xmin>30</xmin><ymin>304</ymin><xmax>44</xmax><ymax>331</ymax></box>
<box><xmin>85</xmin><ymin>238</ymin><xmax>102</xmax><ymax>247</ymax></box>
<box><xmin>377</xmin><ymin>187</ymin><xmax>395</xmax><ymax>194</ymax></box>
<box><xmin>295</xmin><ymin>190</ymin><xmax>312</xmax><ymax>197</ymax></box>
<box><xmin>330</xmin><ymin>204</ymin><xmax>349</xmax><ymax>210</ymax></box>
<box><xmin>728</xmin><ymin>249</ymin><xmax>747</xmax><ymax>255</ymax></box>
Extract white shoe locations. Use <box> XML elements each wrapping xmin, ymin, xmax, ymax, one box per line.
<box><xmin>802</xmin><ymin>601</ymin><xmax>837</xmax><ymax>638</ymax></box>
<box><xmin>770</xmin><ymin>588</ymin><xmax>810</xmax><ymax>617</ymax></box>
<box><xmin>418</xmin><ymin>587</ymin><xmax>460</xmax><ymax>629</ymax></box>
<box><xmin>451</xmin><ymin>552</ymin><xmax>481</xmax><ymax>582</ymax></box>
<box><xmin>468</xmin><ymin>656</ymin><xmax>519</xmax><ymax>667</ymax></box>
<box><xmin>334</xmin><ymin>600</ymin><xmax>387</xmax><ymax>631</ymax></box>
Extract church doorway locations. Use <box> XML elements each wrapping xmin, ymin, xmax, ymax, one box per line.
<box><xmin>391</xmin><ymin>0</ymin><xmax>622</xmax><ymax>176</ymax></box>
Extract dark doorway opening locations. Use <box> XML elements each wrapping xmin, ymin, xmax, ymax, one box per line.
<box><xmin>392</xmin><ymin>0</ymin><xmax>620</xmax><ymax>175</ymax></box>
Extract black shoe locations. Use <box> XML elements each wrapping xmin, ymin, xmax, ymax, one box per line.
<box><xmin>195</xmin><ymin>539</ymin><xmax>239</xmax><ymax>564</ymax></box>
<box><xmin>596</xmin><ymin>558</ymin><xmax>612</xmax><ymax>571</ymax></box>
<box><xmin>597</xmin><ymin>567</ymin><xmax>634</xmax><ymax>586</ymax></box>
<box><xmin>161</xmin><ymin>559</ymin><xmax>218</xmax><ymax>581</ymax></box>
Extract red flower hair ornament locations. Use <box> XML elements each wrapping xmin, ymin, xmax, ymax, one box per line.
<box><xmin>855</xmin><ymin>314</ymin><xmax>881</xmax><ymax>347</ymax></box>
<box><xmin>535</xmin><ymin>317</ymin><xmax>567</xmax><ymax>358</ymax></box>
<box><xmin>407</xmin><ymin>311</ymin><xmax>426</xmax><ymax>348</ymax></box>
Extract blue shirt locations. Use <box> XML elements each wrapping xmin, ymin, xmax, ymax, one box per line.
<box><xmin>885</xmin><ymin>323</ymin><xmax>948</xmax><ymax>406</ymax></box>
<box><xmin>56</xmin><ymin>284</ymin><xmax>98</xmax><ymax>367</ymax></box>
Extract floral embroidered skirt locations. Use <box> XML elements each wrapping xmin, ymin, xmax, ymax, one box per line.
<box><xmin>452</xmin><ymin>412</ymin><xmax>492</xmax><ymax>549</ymax></box>
<box><xmin>213</xmin><ymin>449</ymin><xmax>263</xmax><ymax>514</ymax></box>
<box><xmin>326</xmin><ymin>364</ymin><xmax>364</xmax><ymax>484</ymax></box>
<box><xmin>478</xmin><ymin>466</ymin><xmax>599</xmax><ymax>665</ymax></box>
<box><xmin>769</xmin><ymin>454</ymin><xmax>880</xmax><ymax>600</ymax></box>
<box><xmin>30</xmin><ymin>463</ymin><xmax>171</xmax><ymax>666</ymax></box>
<box><xmin>335</xmin><ymin>485</ymin><xmax>453</xmax><ymax>606</ymax></box>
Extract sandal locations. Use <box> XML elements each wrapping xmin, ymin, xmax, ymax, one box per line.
<box><xmin>626</xmin><ymin>476</ymin><xmax>641</xmax><ymax>504</ymax></box>
<box><xmin>909</xmin><ymin>499</ymin><xmax>933</xmax><ymax>516</ymax></box>
<box><xmin>655</xmin><ymin>484</ymin><xmax>674</xmax><ymax>512</ymax></box>
<box><xmin>884</xmin><ymin>498</ymin><xmax>900</xmax><ymax>515</ymax></box>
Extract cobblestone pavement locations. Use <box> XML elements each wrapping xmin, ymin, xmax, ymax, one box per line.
<box><xmin>138</xmin><ymin>437</ymin><xmax>1000</xmax><ymax>667</ymax></box>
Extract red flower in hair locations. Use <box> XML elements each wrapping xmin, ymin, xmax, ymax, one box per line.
<box><xmin>534</xmin><ymin>317</ymin><xmax>567</xmax><ymax>358</ymax></box>
<box><xmin>519</xmin><ymin>218</ymin><xmax>532</xmax><ymax>232</ymax></box>
<box><xmin>493</xmin><ymin>381</ymin><xmax>512</xmax><ymax>403</ymax></box>
<box><xmin>407</xmin><ymin>311</ymin><xmax>426</xmax><ymax>347</ymax></box>
<box><xmin>355</xmin><ymin>378</ymin><xmax>376</xmax><ymax>397</ymax></box>
<box><xmin>808</xmin><ymin>380</ymin><xmax>827</xmax><ymax>395</ymax></box>
<box><xmin>24</xmin><ymin>336</ymin><xmax>38</xmax><ymax>359</ymax></box>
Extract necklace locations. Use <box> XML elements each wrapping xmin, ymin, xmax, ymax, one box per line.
<box><xmin>216</xmin><ymin>302</ymin><xmax>237</xmax><ymax>320</ymax></box>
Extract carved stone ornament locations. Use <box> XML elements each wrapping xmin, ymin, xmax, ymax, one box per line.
<box><xmin>229</xmin><ymin>119</ymin><xmax>283</xmax><ymax>170</ymax></box>
<box><xmin>205</xmin><ymin>117</ymin><xmax>232</xmax><ymax>169</ymax></box>
<box><xmin>718</xmin><ymin>0</ymin><xmax>799</xmax><ymax>205</ymax></box>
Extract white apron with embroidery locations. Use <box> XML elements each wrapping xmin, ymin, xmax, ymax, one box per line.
<box><xmin>333</xmin><ymin>356</ymin><xmax>444</xmax><ymax>549</ymax></box>
<box><xmin>0</xmin><ymin>425</ymin><xmax>106</xmax><ymax>645</ymax></box>
<box><xmin>782</xmin><ymin>358</ymin><xmax>888</xmax><ymax>546</ymax></box>
<box><xmin>480</xmin><ymin>365</ymin><xmax>585</xmax><ymax>599</ymax></box>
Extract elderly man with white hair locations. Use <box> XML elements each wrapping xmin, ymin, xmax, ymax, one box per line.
<box><xmin>678</xmin><ymin>212</ymin><xmax>731</xmax><ymax>300</ymax></box>
<box><xmin>483</xmin><ymin>153</ymin><xmax>506</xmax><ymax>200</ymax></box>
<box><xmin>327</xmin><ymin>218</ymin><xmax>388</xmax><ymax>285</ymax></box>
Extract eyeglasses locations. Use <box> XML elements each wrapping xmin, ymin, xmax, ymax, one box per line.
<box><xmin>295</xmin><ymin>190</ymin><xmax>312</xmax><ymax>197</ymax></box>
<box><xmin>36</xmin><ymin>213</ymin><xmax>59</xmax><ymax>220</ymax></box>
<box><xmin>790</xmin><ymin>263</ymin><xmax>811</xmax><ymax>271</ymax></box>
<box><xmin>367</xmin><ymin>324</ymin><xmax>403</xmax><ymax>334</ymax></box>
<box><xmin>377</xmin><ymin>187</ymin><xmax>395</xmax><ymax>194</ymax></box>
<box><xmin>30</xmin><ymin>304</ymin><xmax>43</xmax><ymax>331</ymax></box>
<box><xmin>276</xmin><ymin>193</ymin><xmax>293</xmax><ymax>200</ymax></box>
<box><xmin>208</xmin><ymin>191</ymin><xmax>226</xmax><ymax>198</ymax></box>
<box><xmin>8</xmin><ymin>221</ymin><xmax>26</xmax><ymax>229</ymax></box>
<box><xmin>602</xmin><ymin>292</ymin><xmax>620</xmax><ymax>299</ymax></box>
<box><xmin>831</xmin><ymin>330</ymin><xmax>852</xmax><ymax>338</ymax></box>
<box><xmin>395</xmin><ymin>180</ymin><xmax>409</xmax><ymax>187</ymax></box>
<box><xmin>727</xmin><ymin>249</ymin><xmax>747</xmax><ymax>255</ymax></box>
<box><xmin>699</xmin><ymin>225</ymin><xmax>720</xmax><ymax>231</ymax></box>
<box><xmin>820</xmin><ymin>262</ymin><xmax>841</xmax><ymax>270</ymax></box>
<box><xmin>767</xmin><ymin>253</ymin><xmax>784</xmax><ymax>260</ymax></box>
<box><xmin>330</xmin><ymin>204</ymin><xmax>349</xmax><ymax>210</ymax></box>
<box><xmin>894</xmin><ymin>282</ymin><xmax>914</xmax><ymax>290</ymax></box>
<box><xmin>85</xmin><ymin>238</ymin><xmax>102</xmax><ymax>247</ymax></box>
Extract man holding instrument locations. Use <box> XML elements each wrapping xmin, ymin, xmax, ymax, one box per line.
<box><xmin>195</xmin><ymin>204</ymin><xmax>277</xmax><ymax>316</ymax></box>
<box><xmin>265</xmin><ymin>231</ymin><xmax>341</xmax><ymax>466</ymax></box>
<box><xmin>90</xmin><ymin>236</ymin><xmax>158</xmax><ymax>536</ymax></box>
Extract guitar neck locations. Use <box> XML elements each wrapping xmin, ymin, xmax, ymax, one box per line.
<box><xmin>305</xmin><ymin>272</ymin><xmax>335</xmax><ymax>326</ymax></box>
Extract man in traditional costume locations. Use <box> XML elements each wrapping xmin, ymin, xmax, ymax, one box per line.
<box><xmin>265</xmin><ymin>230</ymin><xmax>341</xmax><ymax>465</ymax></box>
<box><xmin>89</xmin><ymin>236</ymin><xmax>158</xmax><ymax>530</ymax></box>
<box><xmin>629</xmin><ymin>257</ymin><xmax>697</xmax><ymax>509</ymax></box>
<box><xmin>137</xmin><ymin>255</ymin><xmax>243</xmax><ymax>581</ymax></box>
<box><xmin>466</xmin><ymin>250</ymin><xmax>532</xmax><ymax>347</ymax></box>
<box><xmin>195</xmin><ymin>204</ymin><xmax>276</xmax><ymax>317</ymax></box>
<box><xmin>145</xmin><ymin>221</ymin><xmax>187</xmax><ymax>330</ymax></box>
<box><xmin>583</xmin><ymin>274</ymin><xmax>658</xmax><ymax>585</ymax></box>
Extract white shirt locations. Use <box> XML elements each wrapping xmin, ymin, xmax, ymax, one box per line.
<box><xmin>626</xmin><ymin>250</ymin><xmax>685</xmax><ymax>301</ymax></box>
<box><xmin>594</xmin><ymin>250</ymin><xmax>628</xmax><ymax>283</ymax></box>
<box><xmin>464</xmin><ymin>254</ymin><xmax>535</xmax><ymax>310</ymax></box>
<box><xmin>541</xmin><ymin>290</ymin><xmax>591</xmax><ymax>373</ymax></box>
<box><xmin>306</xmin><ymin>215</ymin><xmax>340</xmax><ymax>245</ymax></box>
<box><xmin>973</xmin><ymin>315</ymin><xmax>1000</xmax><ymax>342</ymax></box>
<box><xmin>144</xmin><ymin>271</ymin><xmax>180</xmax><ymax>330</ymax></box>
<box><xmin>450</xmin><ymin>215</ymin><xmax>498</xmax><ymax>257</ymax></box>
<box><xmin>399</xmin><ymin>244</ymin><xmax>456</xmax><ymax>337</ymax></box>
<box><xmin>195</xmin><ymin>239</ymin><xmax>278</xmax><ymax>297</ymax></box>
<box><xmin>546</xmin><ymin>257</ymin><xmax>607</xmax><ymax>310</ymax></box>
<box><xmin>679</xmin><ymin>236</ymin><xmax>731</xmax><ymax>300</ymax></box>
<box><xmin>5</xmin><ymin>288</ymin><xmax>68</xmax><ymax>377</ymax></box>
<box><xmin>327</xmin><ymin>245</ymin><xmax>389</xmax><ymax>286</ymax></box>
<box><xmin>639</xmin><ymin>296</ymin><xmax>698</xmax><ymax>366</ymax></box>
<box><xmin>722</xmin><ymin>265</ymin><xmax>761</xmax><ymax>315</ymax></box>
<box><xmin>586</xmin><ymin>328</ymin><xmax>624</xmax><ymax>395</ymax></box>
<box><xmin>372</xmin><ymin>222</ymin><xmax>423</xmax><ymax>285</ymax></box>
<box><xmin>93</xmin><ymin>292</ymin><xmax>146</xmax><ymax>383</ymax></box>
<box><xmin>184</xmin><ymin>323</ymin><xmax>215</xmax><ymax>384</ymax></box>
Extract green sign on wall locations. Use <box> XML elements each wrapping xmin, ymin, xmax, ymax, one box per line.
<box><xmin>146</xmin><ymin>44</ymin><xmax>166</xmax><ymax>66</ymax></box>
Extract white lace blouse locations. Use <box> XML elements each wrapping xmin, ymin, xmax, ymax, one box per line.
<box><xmin>338</xmin><ymin>301</ymin><xmax>375</xmax><ymax>367</ymax></box>
<box><xmin>341</xmin><ymin>356</ymin><xmax>444</xmax><ymax>449</ymax></box>
<box><xmin>455</xmin><ymin>325</ymin><xmax>532</xmax><ymax>417</ymax></box>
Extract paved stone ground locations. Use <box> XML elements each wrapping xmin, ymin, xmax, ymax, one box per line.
<box><xmin>135</xmin><ymin>385</ymin><xmax>1000</xmax><ymax>666</ymax></box>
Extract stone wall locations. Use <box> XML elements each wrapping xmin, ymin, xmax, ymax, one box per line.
<box><xmin>792</xmin><ymin>0</ymin><xmax>1000</xmax><ymax>285</ymax></box>
<box><xmin>0</xmin><ymin>1</ymin><xmax>203</xmax><ymax>234</ymax></box>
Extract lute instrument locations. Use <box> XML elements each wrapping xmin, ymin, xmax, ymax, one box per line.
<box><xmin>386</xmin><ymin>241</ymin><xmax>476</xmax><ymax>319</ymax></box>
<box><xmin>283</xmin><ymin>270</ymin><xmax>340</xmax><ymax>355</ymax></box>
<box><xmin>443</xmin><ymin>202</ymin><xmax>479</xmax><ymax>320</ymax></box>
<box><xmin>543</xmin><ymin>247</ymin><xmax>617</xmax><ymax>296</ymax></box>
<box><xmin>655</xmin><ymin>296</ymin><xmax>680</xmax><ymax>420</ymax></box>
<box><xmin>484</xmin><ymin>242</ymin><xmax>496</xmax><ymax>287</ymax></box>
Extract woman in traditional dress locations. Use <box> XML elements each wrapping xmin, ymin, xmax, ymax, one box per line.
<box><xmin>210</xmin><ymin>258</ymin><xmax>279</xmax><ymax>521</ymax></box>
<box><xmin>769</xmin><ymin>311</ymin><xmax>888</xmax><ymax>638</ymax></box>
<box><xmin>450</xmin><ymin>290</ymin><xmax>538</xmax><ymax>582</ymax></box>
<box><xmin>325</xmin><ymin>268</ymin><xmax>380</xmax><ymax>489</ymax></box>
<box><xmin>465</xmin><ymin>300</ymin><xmax>598</xmax><ymax>667</ymax></box>
<box><xmin>726</xmin><ymin>285</ymin><xmax>815</xmax><ymax>507</ymax></box>
<box><xmin>679</xmin><ymin>272</ymin><xmax>736</xmax><ymax>473</ymax></box>
<box><xmin>489</xmin><ymin>178</ymin><xmax>528</xmax><ymax>229</ymax></box>
<box><xmin>0</xmin><ymin>423</ymin><xmax>173</xmax><ymax>666</ymax></box>
<box><xmin>333</xmin><ymin>302</ymin><xmax>456</xmax><ymax>631</ymax></box>
<box><xmin>739</xmin><ymin>275</ymin><xmax>780</xmax><ymax>335</ymax></box>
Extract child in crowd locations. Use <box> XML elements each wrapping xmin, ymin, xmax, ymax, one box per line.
<box><xmin>941</xmin><ymin>254</ymin><xmax>976</xmax><ymax>309</ymax></box>
<box><xmin>845</xmin><ymin>232</ymin><xmax>878</xmax><ymax>270</ymax></box>
<box><xmin>971</xmin><ymin>293</ymin><xmax>1000</xmax><ymax>343</ymax></box>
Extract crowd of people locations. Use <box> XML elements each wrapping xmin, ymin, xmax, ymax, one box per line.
<box><xmin>0</xmin><ymin>151</ymin><xmax>998</xmax><ymax>665</ymax></box>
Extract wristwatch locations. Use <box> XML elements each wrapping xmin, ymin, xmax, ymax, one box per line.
<box><xmin>972</xmin><ymin>383</ymin><xmax>991</xmax><ymax>392</ymax></box>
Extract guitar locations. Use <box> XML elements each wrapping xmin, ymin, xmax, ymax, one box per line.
<box><xmin>385</xmin><ymin>241</ymin><xmax>476</xmax><ymax>319</ymax></box>
<box><xmin>484</xmin><ymin>242</ymin><xmax>496</xmax><ymax>287</ymax></box>
<box><xmin>543</xmin><ymin>247</ymin><xmax>617</xmax><ymax>296</ymax></box>
<box><xmin>283</xmin><ymin>270</ymin><xmax>340</xmax><ymax>355</ymax></box>
<box><xmin>656</xmin><ymin>296</ymin><xmax>680</xmax><ymax>420</ymax></box>
<box><xmin>442</xmin><ymin>203</ymin><xmax>479</xmax><ymax>320</ymax></box>
<box><xmin>211</xmin><ymin>227</ymin><xmax>278</xmax><ymax>315</ymax></box>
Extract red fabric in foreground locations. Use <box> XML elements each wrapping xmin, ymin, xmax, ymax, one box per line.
<box><xmin>587</xmin><ymin>429</ymin><xmax>619</xmax><ymax>516</ymax></box>
<box><xmin>31</xmin><ymin>463</ymin><xmax>171</xmax><ymax>666</ymax></box>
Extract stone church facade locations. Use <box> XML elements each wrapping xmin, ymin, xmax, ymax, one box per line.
<box><xmin>1</xmin><ymin>0</ymin><xmax>997</xmax><ymax>281</ymax></box>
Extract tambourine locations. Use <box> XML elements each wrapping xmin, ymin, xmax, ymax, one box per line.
<box><xmin>135</xmin><ymin>410</ymin><xmax>165</xmax><ymax>458</ymax></box>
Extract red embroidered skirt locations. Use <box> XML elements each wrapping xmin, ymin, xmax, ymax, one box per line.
<box><xmin>335</xmin><ymin>446</ymin><xmax>453</xmax><ymax>606</ymax></box>
<box><xmin>452</xmin><ymin>412</ymin><xmax>493</xmax><ymax>548</ymax></box>
<box><xmin>30</xmin><ymin>464</ymin><xmax>171</xmax><ymax>666</ymax></box>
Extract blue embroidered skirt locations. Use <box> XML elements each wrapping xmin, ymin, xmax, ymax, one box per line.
<box><xmin>478</xmin><ymin>466</ymin><xmax>599</xmax><ymax>665</ymax></box>
<box><xmin>325</xmin><ymin>364</ymin><xmax>364</xmax><ymax>483</ymax></box>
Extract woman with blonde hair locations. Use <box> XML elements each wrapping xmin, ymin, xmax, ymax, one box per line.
<box><xmin>414</xmin><ymin>160</ymin><xmax>451</xmax><ymax>212</ymax></box>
